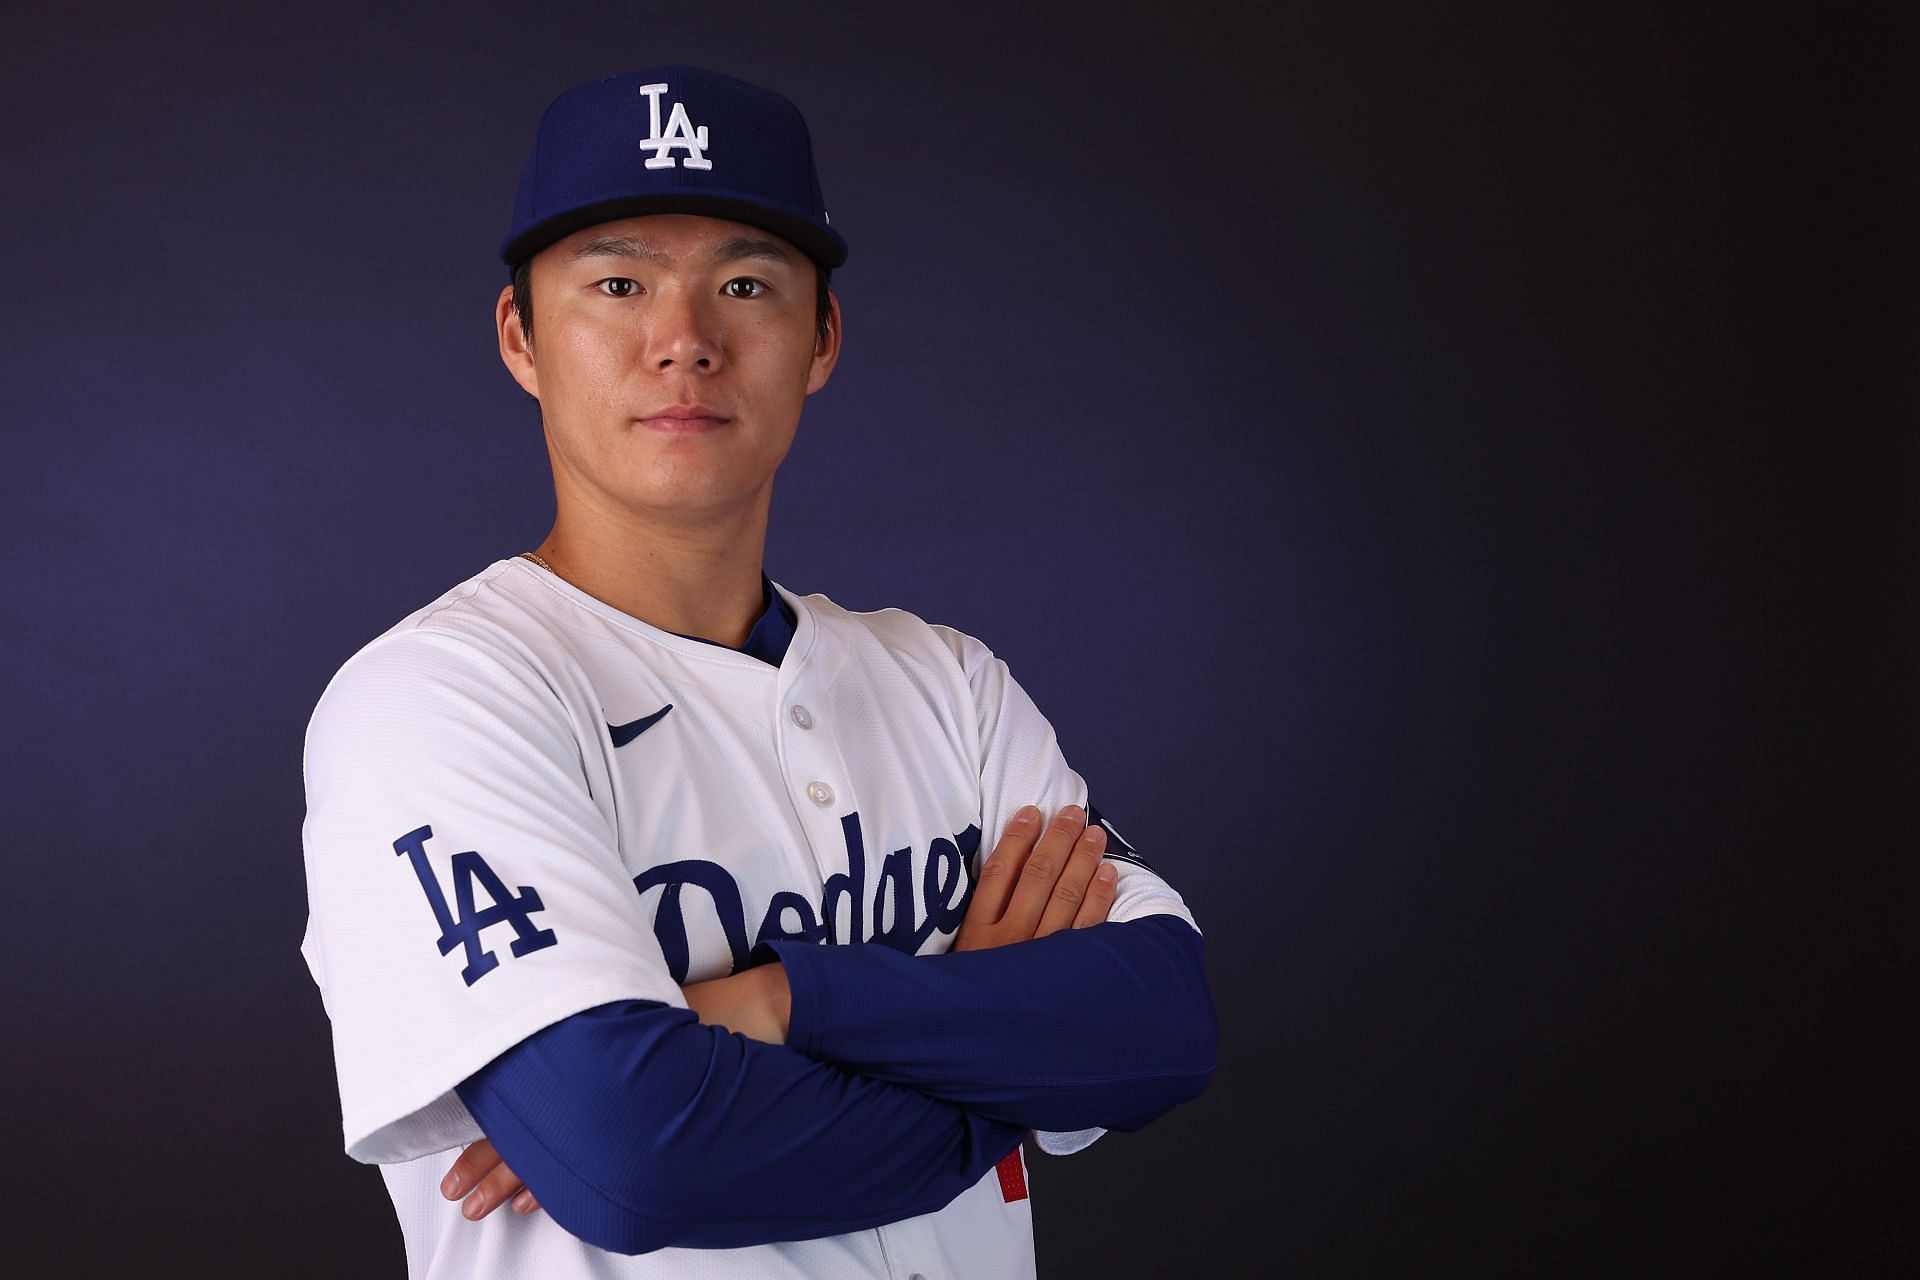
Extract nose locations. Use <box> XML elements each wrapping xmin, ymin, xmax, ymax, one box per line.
<box><xmin>643</xmin><ymin>285</ymin><xmax>722</xmax><ymax>372</ymax></box>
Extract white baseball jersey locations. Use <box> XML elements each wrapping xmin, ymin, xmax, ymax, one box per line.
<box><xmin>299</xmin><ymin>555</ymin><xmax>1201</xmax><ymax>1279</ymax></box>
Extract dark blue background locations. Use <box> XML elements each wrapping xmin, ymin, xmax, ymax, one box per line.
<box><xmin>2</xmin><ymin>1</ymin><xmax>1897</xmax><ymax>1274</ymax></box>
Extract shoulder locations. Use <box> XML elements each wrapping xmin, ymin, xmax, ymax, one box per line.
<box><xmin>304</xmin><ymin>558</ymin><xmax>571</xmax><ymax>737</ymax></box>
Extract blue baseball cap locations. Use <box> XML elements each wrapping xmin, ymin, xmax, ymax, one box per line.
<box><xmin>499</xmin><ymin>66</ymin><xmax>847</xmax><ymax>275</ymax></box>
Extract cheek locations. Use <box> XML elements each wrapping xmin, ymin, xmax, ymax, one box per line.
<box><xmin>547</xmin><ymin>325</ymin><xmax>633</xmax><ymax>406</ymax></box>
<box><xmin>757</xmin><ymin>322</ymin><xmax>822</xmax><ymax>399</ymax></box>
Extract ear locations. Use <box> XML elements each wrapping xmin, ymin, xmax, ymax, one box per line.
<box><xmin>496</xmin><ymin>282</ymin><xmax>539</xmax><ymax>399</ymax></box>
<box><xmin>805</xmin><ymin>290</ymin><xmax>842</xmax><ymax>396</ymax></box>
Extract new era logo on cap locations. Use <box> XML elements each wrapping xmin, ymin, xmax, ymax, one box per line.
<box><xmin>500</xmin><ymin>65</ymin><xmax>847</xmax><ymax>274</ymax></box>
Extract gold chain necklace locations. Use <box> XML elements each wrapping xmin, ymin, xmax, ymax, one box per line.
<box><xmin>519</xmin><ymin>550</ymin><xmax>553</xmax><ymax>573</ymax></box>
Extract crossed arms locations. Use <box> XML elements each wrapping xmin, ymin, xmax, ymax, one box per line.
<box><xmin>301</xmin><ymin>621</ymin><xmax>1216</xmax><ymax>1256</ymax></box>
<box><xmin>437</xmin><ymin>804</ymin><xmax>1217</xmax><ymax>1253</ymax></box>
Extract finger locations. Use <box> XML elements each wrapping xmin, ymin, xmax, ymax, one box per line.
<box><xmin>1072</xmin><ymin>858</ymin><xmax>1120</xmax><ymax>929</ymax></box>
<box><xmin>1001</xmin><ymin>804</ymin><xmax>1086</xmax><ymax>938</ymax></box>
<box><xmin>462</xmin><ymin>1157</ymin><xmax>530</xmax><ymax>1221</ymax></box>
<box><xmin>965</xmin><ymin>806</ymin><xmax>1043</xmax><ymax>926</ymax></box>
<box><xmin>512</xmin><ymin>1188</ymin><xmax>542</xmax><ymax>1215</ymax></box>
<box><xmin>1034</xmin><ymin>822</ymin><xmax>1107</xmax><ymax>938</ymax></box>
<box><xmin>441</xmin><ymin>1138</ymin><xmax>505</xmax><ymax>1201</ymax></box>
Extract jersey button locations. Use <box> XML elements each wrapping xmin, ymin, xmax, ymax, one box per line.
<box><xmin>806</xmin><ymin>780</ymin><xmax>835</xmax><ymax>807</ymax></box>
<box><xmin>789</xmin><ymin>704</ymin><xmax>814</xmax><ymax>729</ymax></box>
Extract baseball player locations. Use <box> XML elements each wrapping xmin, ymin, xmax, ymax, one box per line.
<box><xmin>299</xmin><ymin>65</ymin><xmax>1216</xmax><ymax>1279</ymax></box>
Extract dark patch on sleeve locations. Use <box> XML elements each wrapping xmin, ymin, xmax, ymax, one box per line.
<box><xmin>1085</xmin><ymin>800</ymin><xmax>1157</xmax><ymax>874</ymax></box>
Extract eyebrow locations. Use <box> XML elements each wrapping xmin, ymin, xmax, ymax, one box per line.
<box><xmin>566</xmin><ymin>233</ymin><xmax>796</xmax><ymax>267</ymax></box>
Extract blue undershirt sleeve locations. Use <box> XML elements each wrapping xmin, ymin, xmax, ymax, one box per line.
<box><xmin>752</xmin><ymin>913</ymin><xmax>1217</xmax><ymax>1133</ymax></box>
<box><xmin>452</xmin><ymin>1001</ymin><xmax>1027</xmax><ymax>1257</ymax></box>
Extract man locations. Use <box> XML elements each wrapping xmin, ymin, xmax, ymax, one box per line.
<box><xmin>299</xmin><ymin>65</ymin><xmax>1216</xmax><ymax>1278</ymax></box>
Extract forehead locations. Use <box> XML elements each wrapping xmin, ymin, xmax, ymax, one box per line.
<box><xmin>538</xmin><ymin>213</ymin><xmax>805</xmax><ymax>272</ymax></box>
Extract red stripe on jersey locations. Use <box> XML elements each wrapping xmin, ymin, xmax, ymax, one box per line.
<box><xmin>995</xmin><ymin>1146</ymin><xmax>1028</xmax><ymax>1202</ymax></box>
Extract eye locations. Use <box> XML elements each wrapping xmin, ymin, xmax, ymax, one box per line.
<box><xmin>596</xmin><ymin>278</ymin><xmax>640</xmax><ymax>298</ymax></box>
<box><xmin>723</xmin><ymin>278</ymin><xmax>769</xmax><ymax>299</ymax></box>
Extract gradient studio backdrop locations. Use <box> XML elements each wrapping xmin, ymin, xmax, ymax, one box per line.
<box><xmin>2</xmin><ymin>2</ymin><xmax>1893</xmax><ymax>1276</ymax></box>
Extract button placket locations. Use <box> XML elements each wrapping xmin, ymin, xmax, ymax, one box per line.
<box><xmin>774</xmin><ymin>682</ymin><xmax>857</xmax><ymax>862</ymax></box>
<box><xmin>876</xmin><ymin>1214</ymin><xmax>946</xmax><ymax>1280</ymax></box>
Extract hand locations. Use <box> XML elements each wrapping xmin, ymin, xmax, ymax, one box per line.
<box><xmin>686</xmin><ymin>964</ymin><xmax>790</xmax><ymax>1045</ymax></box>
<box><xmin>953</xmin><ymin>804</ymin><xmax>1118</xmax><ymax>951</ymax></box>
<box><xmin>441</xmin><ymin>1137</ymin><xmax>539</xmax><ymax>1221</ymax></box>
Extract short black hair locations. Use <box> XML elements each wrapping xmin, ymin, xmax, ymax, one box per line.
<box><xmin>509</xmin><ymin>256</ymin><xmax>833</xmax><ymax>353</ymax></box>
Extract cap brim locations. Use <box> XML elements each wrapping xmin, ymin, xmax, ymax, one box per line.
<box><xmin>500</xmin><ymin>193</ymin><xmax>847</xmax><ymax>272</ymax></box>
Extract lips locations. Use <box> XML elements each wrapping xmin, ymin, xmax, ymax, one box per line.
<box><xmin>640</xmin><ymin>404</ymin><xmax>732</xmax><ymax>433</ymax></box>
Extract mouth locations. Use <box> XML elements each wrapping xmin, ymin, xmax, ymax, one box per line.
<box><xmin>639</xmin><ymin>405</ymin><xmax>732</xmax><ymax>434</ymax></box>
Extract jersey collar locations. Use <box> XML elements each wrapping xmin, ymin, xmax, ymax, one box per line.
<box><xmin>665</xmin><ymin>573</ymin><xmax>796</xmax><ymax>668</ymax></box>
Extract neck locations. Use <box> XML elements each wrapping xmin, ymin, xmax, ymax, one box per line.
<box><xmin>533</xmin><ymin>495</ymin><xmax>771</xmax><ymax>650</ymax></box>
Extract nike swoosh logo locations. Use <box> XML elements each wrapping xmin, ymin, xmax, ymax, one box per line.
<box><xmin>608</xmin><ymin>704</ymin><xmax>673</xmax><ymax>748</ymax></box>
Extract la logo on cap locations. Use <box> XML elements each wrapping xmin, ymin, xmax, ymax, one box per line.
<box><xmin>638</xmin><ymin>82</ymin><xmax>712</xmax><ymax>171</ymax></box>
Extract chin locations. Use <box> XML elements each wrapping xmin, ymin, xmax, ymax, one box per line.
<box><xmin>619</xmin><ymin>477</ymin><xmax>769</xmax><ymax>519</ymax></box>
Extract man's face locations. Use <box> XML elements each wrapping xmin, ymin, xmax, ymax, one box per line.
<box><xmin>496</xmin><ymin>212</ymin><xmax>840</xmax><ymax>527</ymax></box>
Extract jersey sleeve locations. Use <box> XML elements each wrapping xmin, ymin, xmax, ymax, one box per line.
<box><xmin>927</xmin><ymin>623</ymin><xmax>1207</xmax><ymax>1156</ymax></box>
<box><xmin>755</xmin><ymin>913</ymin><xmax>1216</xmax><ymax>1134</ymax></box>
<box><xmin>298</xmin><ymin>627</ymin><xmax>689</xmax><ymax>1164</ymax></box>
<box><xmin>453</xmin><ymin>1000</ymin><xmax>1030</xmax><ymax>1254</ymax></box>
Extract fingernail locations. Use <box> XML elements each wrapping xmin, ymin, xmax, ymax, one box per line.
<box><xmin>1097</xmin><ymin>862</ymin><xmax>1117</xmax><ymax>881</ymax></box>
<box><xmin>1011</xmin><ymin>807</ymin><xmax>1036</xmax><ymax>826</ymax></box>
<box><xmin>463</xmin><ymin>1193</ymin><xmax>486</xmax><ymax>1219</ymax></box>
<box><xmin>513</xmin><ymin>1190</ymin><xmax>535</xmax><ymax>1213</ymax></box>
<box><xmin>1062</xmin><ymin>804</ymin><xmax>1083</xmax><ymax>823</ymax></box>
<box><xmin>442</xmin><ymin>1173</ymin><xmax>461</xmax><ymax>1199</ymax></box>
